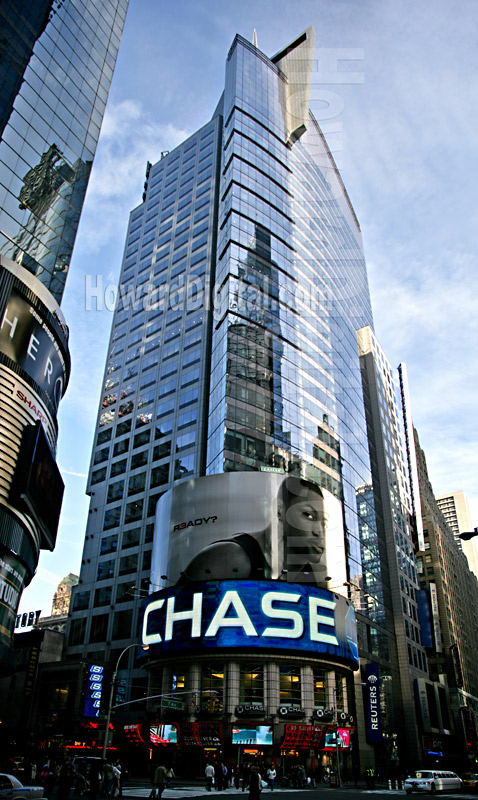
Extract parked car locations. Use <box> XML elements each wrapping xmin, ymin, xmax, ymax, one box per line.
<box><xmin>0</xmin><ymin>774</ymin><xmax>44</xmax><ymax>800</ymax></box>
<box><xmin>404</xmin><ymin>769</ymin><xmax>463</xmax><ymax>794</ymax></box>
<box><xmin>462</xmin><ymin>773</ymin><xmax>478</xmax><ymax>792</ymax></box>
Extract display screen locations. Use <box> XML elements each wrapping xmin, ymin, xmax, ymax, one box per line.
<box><xmin>281</xmin><ymin>724</ymin><xmax>324</xmax><ymax>748</ymax></box>
<box><xmin>150</xmin><ymin>724</ymin><xmax>177</xmax><ymax>745</ymax></box>
<box><xmin>13</xmin><ymin>421</ymin><xmax>64</xmax><ymax>550</ymax></box>
<box><xmin>323</xmin><ymin>728</ymin><xmax>350</xmax><ymax>749</ymax></box>
<box><xmin>232</xmin><ymin>726</ymin><xmax>273</xmax><ymax>745</ymax></box>
<box><xmin>0</xmin><ymin>286</ymin><xmax>68</xmax><ymax>409</ymax></box>
<box><xmin>151</xmin><ymin>472</ymin><xmax>347</xmax><ymax>591</ymax></box>
<box><xmin>141</xmin><ymin>579</ymin><xmax>358</xmax><ymax>667</ymax></box>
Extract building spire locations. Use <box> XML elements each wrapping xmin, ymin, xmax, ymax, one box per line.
<box><xmin>252</xmin><ymin>29</ymin><xmax>258</xmax><ymax>48</ymax></box>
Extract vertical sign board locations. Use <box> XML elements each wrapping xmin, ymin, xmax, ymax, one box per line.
<box><xmin>0</xmin><ymin>552</ymin><xmax>28</xmax><ymax>646</ymax></box>
<box><xmin>429</xmin><ymin>583</ymin><xmax>442</xmax><ymax>653</ymax></box>
<box><xmin>364</xmin><ymin>663</ymin><xmax>382</xmax><ymax>743</ymax></box>
<box><xmin>83</xmin><ymin>664</ymin><xmax>104</xmax><ymax>717</ymax></box>
<box><xmin>416</xmin><ymin>589</ymin><xmax>433</xmax><ymax>648</ymax></box>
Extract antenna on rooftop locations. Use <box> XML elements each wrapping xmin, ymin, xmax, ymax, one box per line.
<box><xmin>252</xmin><ymin>29</ymin><xmax>258</xmax><ymax>48</ymax></box>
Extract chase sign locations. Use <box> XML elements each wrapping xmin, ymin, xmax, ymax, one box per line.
<box><xmin>141</xmin><ymin>580</ymin><xmax>358</xmax><ymax>667</ymax></box>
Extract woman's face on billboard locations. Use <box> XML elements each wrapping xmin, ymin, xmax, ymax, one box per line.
<box><xmin>284</xmin><ymin>489</ymin><xmax>326</xmax><ymax>564</ymax></box>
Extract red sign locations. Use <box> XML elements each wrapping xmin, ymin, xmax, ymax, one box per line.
<box><xmin>177</xmin><ymin>722</ymin><xmax>223</xmax><ymax>747</ymax></box>
<box><xmin>281</xmin><ymin>724</ymin><xmax>324</xmax><ymax>748</ymax></box>
<box><xmin>124</xmin><ymin>724</ymin><xmax>148</xmax><ymax>747</ymax></box>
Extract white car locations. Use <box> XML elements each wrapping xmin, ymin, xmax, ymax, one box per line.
<box><xmin>404</xmin><ymin>769</ymin><xmax>463</xmax><ymax>794</ymax></box>
<box><xmin>0</xmin><ymin>774</ymin><xmax>44</xmax><ymax>800</ymax></box>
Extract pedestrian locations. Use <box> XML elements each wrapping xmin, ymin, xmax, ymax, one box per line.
<box><xmin>205</xmin><ymin>763</ymin><xmax>215</xmax><ymax>792</ymax></box>
<box><xmin>57</xmin><ymin>760</ymin><xmax>74</xmax><ymax>800</ymax></box>
<box><xmin>102</xmin><ymin>762</ymin><xmax>114</xmax><ymax>797</ymax></box>
<box><xmin>221</xmin><ymin>763</ymin><xmax>228</xmax><ymax>789</ymax></box>
<box><xmin>152</xmin><ymin>764</ymin><xmax>167</xmax><ymax>799</ymax></box>
<box><xmin>214</xmin><ymin>762</ymin><xmax>222</xmax><ymax>791</ymax></box>
<box><xmin>248</xmin><ymin>766</ymin><xmax>262</xmax><ymax>800</ymax></box>
<box><xmin>88</xmin><ymin>761</ymin><xmax>102</xmax><ymax>800</ymax></box>
<box><xmin>234</xmin><ymin>766</ymin><xmax>240</xmax><ymax>789</ymax></box>
<box><xmin>241</xmin><ymin>763</ymin><xmax>249</xmax><ymax>792</ymax></box>
<box><xmin>110</xmin><ymin>758</ymin><xmax>121</xmax><ymax>797</ymax></box>
<box><xmin>365</xmin><ymin>768</ymin><xmax>371</xmax><ymax>789</ymax></box>
<box><xmin>40</xmin><ymin>764</ymin><xmax>55</xmax><ymax>799</ymax></box>
<box><xmin>297</xmin><ymin>765</ymin><xmax>306</xmax><ymax>789</ymax></box>
<box><xmin>267</xmin><ymin>766</ymin><xmax>276</xmax><ymax>791</ymax></box>
<box><xmin>166</xmin><ymin>767</ymin><xmax>175</xmax><ymax>788</ymax></box>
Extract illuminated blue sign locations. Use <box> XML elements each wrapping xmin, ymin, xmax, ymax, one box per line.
<box><xmin>364</xmin><ymin>663</ymin><xmax>382</xmax><ymax>743</ymax></box>
<box><xmin>84</xmin><ymin>664</ymin><xmax>104</xmax><ymax>718</ymax></box>
<box><xmin>141</xmin><ymin>580</ymin><xmax>358</xmax><ymax>667</ymax></box>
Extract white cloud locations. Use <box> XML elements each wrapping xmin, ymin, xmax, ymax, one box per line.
<box><xmin>60</xmin><ymin>470</ymin><xmax>88</xmax><ymax>478</ymax></box>
<box><xmin>76</xmin><ymin>100</ymin><xmax>190</xmax><ymax>256</ymax></box>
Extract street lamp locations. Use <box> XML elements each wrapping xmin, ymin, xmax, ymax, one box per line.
<box><xmin>459</xmin><ymin>528</ymin><xmax>478</xmax><ymax>541</ymax></box>
<box><xmin>101</xmin><ymin>643</ymin><xmax>148</xmax><ymax>759</ymax></box>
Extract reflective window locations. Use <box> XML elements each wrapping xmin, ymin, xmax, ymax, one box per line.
<box><xmin>279</xmin><ymin>666</ymin><xmax>301</xmax><ymax>705</ymax></box>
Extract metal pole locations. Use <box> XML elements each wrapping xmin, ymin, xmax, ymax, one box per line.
<box><xmin>334</xmin><ymin>693</ymin><xmax>342</xmax><ymax>787</ymax></box>
<box><xmin>102</xmin><ymin>668</ymin><xmax>117</xmax><ymax>760</ymax></box>
<box><xmin>101</xmin><ymin>643</ymin><xmax>139</xmax><ymax>760</ymax></box>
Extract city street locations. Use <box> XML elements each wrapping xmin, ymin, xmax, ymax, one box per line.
<box><xmin>119</xmin><ymin>785</ymin><xmax>477</xmax><ymax>800</ymax></box>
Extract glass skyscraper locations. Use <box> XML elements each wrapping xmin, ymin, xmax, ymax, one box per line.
<box><xmin>0</xmin><ymin>0</ymin><xmax>129</xmax><ymax>674</ymax></box>
<box><xmin>0</xmin><ymin>0</ymin><xmax>128</xmax><ymax>303</ymax></box>
<box><xmin>67</xmin><ymin>28</ymin><xmax>419</xmax><ymax>773</ymax></box>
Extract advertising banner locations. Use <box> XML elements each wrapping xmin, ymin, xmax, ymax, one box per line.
<box><xmin>232</xmin><ymin>726</ymin><xmax>273</xmax><ymax>745</ymax></box>
<box><xmin>0</xmin><ymin>286</ymin><xmax>68</xmax><ymax>411</ymax></box>
<box><xmin>152</xmin><ymin>472</ymin><xmax>347</xmax><ymax>591</ymax></box>
<box><xmin>429</xmin><ymin>583</ymin><xmax>442</xmax><ymax>653</ymax></box>
<box><xmin>281</xmin><ymin>724</ymin><xmax>324</xmax><ymax>748</ymax></box>
<box><xmin>416</xmin><ymin>588</ymin><xmax>433</xmax><ymax>648</ymax></box>
<box><xmin>323</xmin><ymin>728</ymin><xmax>351</xmax><ymax>749</ymax></box>
<box><xmin>83</xmin><ymin>664</ymin><xmax>104</xmax><ymax>718</ymax></box>
<box><xmin>150</xmin><ymin>724</ymin><xmax>177</xmax><ymax>745</ymax></box>
<box><xmin>177</xmin><ymin>722</ymin><xmax>223</xmax><ymax>747</ymax></box>
<box><xmin>141</xmin><ymin>579</ymin><xmax>358</xmax><ymax>667</ymax></box>
<box><xmin>0</xmin><ymin>550</ymin><xmax>28</xmax><ymax>649</ymax></box>
<box><xmin>364</xmin><ymin>663</ymin><xmax>382</xmax><ymax>743</ymax></box>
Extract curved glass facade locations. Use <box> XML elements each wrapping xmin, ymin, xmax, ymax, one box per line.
<box><xmin>208</xmin><ymin>35</ymin><xmax>374</xmax><ymax>595</ymax></box>
<box><xmin>0</xmin><ymin>0</ymin><xmax>129</xmax><ymax>302</ymax></box>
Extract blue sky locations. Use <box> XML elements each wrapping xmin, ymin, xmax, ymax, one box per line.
<box><xmin>19</xmin><ymin>0</ymin><xmax>478</xmax><ymax>616</ymax></box>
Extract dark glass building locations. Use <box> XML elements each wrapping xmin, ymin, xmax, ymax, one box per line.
<box><xmin>0</xmin><ymin>0</ymin><xmax>129</xmax><ymax>674</ymax></box>
<box><xmin>0</xmin><ymin>0</ymin><xmax>128</xmax><ymax>302</ymax></box>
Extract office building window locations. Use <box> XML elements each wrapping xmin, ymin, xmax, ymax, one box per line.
<box><xmin>73</xmin><ymin>591</ymin><xmax>90</xmax><ymax>612</ymax></box>
<box><xmin>119</xmin><ymin>554</ymin><xmax>138</xmax><ymax>575</ymax></box>
<box><xmin>201</xmin><ymin>664</ymin><xmax>224</xmax><ymax>712</ymax></box>
<box><xmin>90</xmin><ymin>615</ymin><xmax>109</xmax><ymax>644</ymax></box>
<box><xmin>112</xmin><ymin>609</ymin><xmax>133</xmax><ymax>639</ymax></box>
<box><xmin>94</xmin><ymin>587</ymin><xmax>112</xmax><ymax>607</ymax></box>
<box><xmin>97</xmin><ymin>560</ymin><xmax>115</xmax><ymax>581</ymax></box>
<box><xmin>279</xmin><ymin>666</ymin><xmax>301</xmax><ymax>705</ymax></box>
<box><xmin>68</xmin><ymin>618</ymin><xmax>86</xmax><ymax>647</ymax></box>
<box><xmin>100</xmin><ymin>534</ymin><xmax>119</xmax><ymax>556</ymax></box>
<box><xmin>239</xmin><ymin>665</ymin><xmax>264</xmax><ymax>704</ymax></box>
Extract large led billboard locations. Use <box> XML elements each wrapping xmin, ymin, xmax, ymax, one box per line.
<box><xmin>141</xmin><ymin>579</ymin><xmax>358</xmax><ymax>667</ymax></box>
<box><xmin>152</xmin><ymin>472</ymin><xmax>347</xmax><ymax>590</ymax></box>
<box><xmin>232</xmin><ymin>726</ymin><xmax>273</xmax><ymax>745</ymax></box>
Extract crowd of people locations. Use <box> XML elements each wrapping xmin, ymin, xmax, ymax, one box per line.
<box><xmin>203</xmin><ymin>761</ymin><xmax>311</xmax><ymax>794</ymax></box>
<box><xmin>0</xmin><ymin>755</ymin><xmax>125</xmax><ymax>800</ymax></box>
